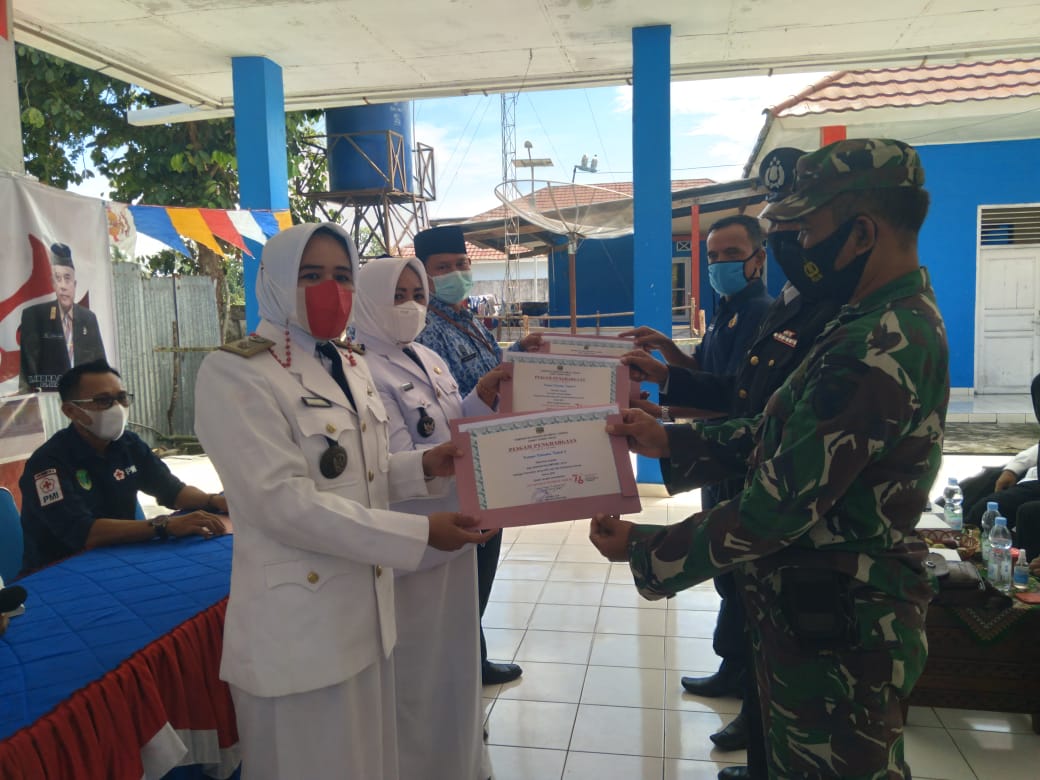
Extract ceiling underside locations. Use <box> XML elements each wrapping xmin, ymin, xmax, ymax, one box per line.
<box><xmin>15</xmin><ymin>1</ymin><xmax>1040</xmax><ymax>112</ymax></box>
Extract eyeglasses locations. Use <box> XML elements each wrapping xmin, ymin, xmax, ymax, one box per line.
<box><xmin>68</xmin><ymin>391</ymin><xmax>134</xmax><ymax>409</ymax></box>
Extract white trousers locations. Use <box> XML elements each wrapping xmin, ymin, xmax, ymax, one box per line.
<box><xmin>230</xmin><ymin>658</ymin><xmax>398</xmax><ymax>780</ymax></box>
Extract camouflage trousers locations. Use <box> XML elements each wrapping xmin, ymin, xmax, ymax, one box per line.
<box><xmin>749</xmin><ymin>594</ymin><xmax>928</xmax><ymax>779</ymax></box>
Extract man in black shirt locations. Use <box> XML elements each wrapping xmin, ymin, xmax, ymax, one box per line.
<box><xmin>19</xmin><ymin>360</ymin><xmax>227</xmax><ymax>572</ymax></box>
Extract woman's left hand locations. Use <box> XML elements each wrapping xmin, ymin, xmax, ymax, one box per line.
<box><xmin>422</xmin><ymin>441</ymin><xmax>463</xmax><ymax>478</ymax></box>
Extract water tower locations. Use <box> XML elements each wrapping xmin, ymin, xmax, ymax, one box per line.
<box><xmin>308</xmin><ymin>102</ymin><xmax>435</xmax><ymax>257</ymax></box>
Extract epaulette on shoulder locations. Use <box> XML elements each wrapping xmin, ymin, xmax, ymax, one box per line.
<box><xmin>332</xmin><ymin>338</ymin><xmax>366</xmax><ymax>355</ymax></box>
<box><xmin>219</xmin><ymin>334</ymin><xmax>274</xmax><ymax>358</ymax></box>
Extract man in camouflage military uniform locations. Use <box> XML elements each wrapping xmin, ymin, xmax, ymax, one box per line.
<box><xmin>590</xmin><ymin>139</ymin><xmax>949</xmax><ymax>779</ymax></box>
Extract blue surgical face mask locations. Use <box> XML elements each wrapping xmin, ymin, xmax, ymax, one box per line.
<box><xmin>707</xmin><ymin>260</ymin><xmax>751</xmax><ymax>297</ymax></box>
<box><xmin>431</xmin><ymin>269</ymin><xmax>474</xmax><ymax>305</ymax></box>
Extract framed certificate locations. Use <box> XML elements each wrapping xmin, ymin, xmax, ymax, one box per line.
<box><xmin>536</xmin><ymin>333</ymin><xmax>635</xmax><ymax>358</ymax></box>
<box><xmin>450</xmin><ymin>405</ymin><xmax>641</xmax><ymax>528</ymax></box>
<box><xmin>500</xmin><ymin>352</ymin><xmax>630</xmax><ymax>413</ymax></box>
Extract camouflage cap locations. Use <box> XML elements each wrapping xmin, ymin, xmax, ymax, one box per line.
<box><xmin>760</xmin><ymin>138</ymin><xmax>925</xmax><ymax>222</ymax></box>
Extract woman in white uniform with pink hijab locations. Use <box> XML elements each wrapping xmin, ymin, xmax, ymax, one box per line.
<box><xmin>194</xmin><ymin>223</ymin><xmax>485</xmax><ymax>780</ymax></box>
<box><xmin>354</xmin><ymin>255</ymin><xmax>505</xmax><ymax>780</ymax></box>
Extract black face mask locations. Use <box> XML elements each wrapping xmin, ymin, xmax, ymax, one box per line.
<box><xmin>768</xmin><ymin>216</ymin><xmax>873</xmax><ymax>304</ymax></box>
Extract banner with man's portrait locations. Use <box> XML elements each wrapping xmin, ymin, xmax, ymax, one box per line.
<box><xmin>0</xmin><ymin>172</ymin><xmax>116</xmax><ymax>395</ymax></box>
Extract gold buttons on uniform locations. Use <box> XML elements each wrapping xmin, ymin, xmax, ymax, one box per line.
<box><xmin>433</xmin><ymin>367</ymin><xmax>442</xmax><ymax>374</ymax></box>
<box><xmin>307</xmin><ymin>571</ymin><xmax>320</xmax><ymax>584</ymax></box>
<box><xmin>325</xmin><ymin>423</ymin><xmax>336</xmax><ymax>434</ymax></box>
<box><xmin>367</xmin><ymin>386</ymin><xmax>374</xmax><ymax>396</ymax></box>
<box><xmin>376</xmin><ymin>566</ymin><xmax>383</xmax><ymax>577</ymax></box>
<box><xmin>361</xmin><ymin>422</ymin><xmax>367</xmax><ymax>432</ymax></box>
<box><xmin>738</xmin><ymin>389</ymin><xmax>748</xmax><ymax>399</ymax></box>
<box><xmin>768</xmin><ymin>359</ymin><xmax>775</xmax><ymax>367</ymax></box>
<box><xmin>368</xmin><ymin>470</ymin><xmax>375</xmax><ymax>482</ymax></box>
<box><xmin>749</xmin><ymin>355</ymin><xmax>759</xmax><ymax>366</ymax></box>
<box><xmin>436</xmin><ymin>390</ymin><xmax>442</xmax><ymax>398</ymax></box>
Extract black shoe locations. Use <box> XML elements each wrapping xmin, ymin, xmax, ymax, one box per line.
<box><xmin>718</xmin><ymin>767</ymin><xmax>750</xmax><ymax>780</ymax></box>
<box><xmin>680</xmin><ymin>668</ymin><xmax>744</xmax><ymax>698</ymax></box>
<box><xmin>482</xmin><ymin>661</ymin><xmax>522</xmax><ymax>685</ymax></box>
<box><xmin>710</xmin><ymin>712</ymin><xmax>749</xmax><ymax>752</ymax></box>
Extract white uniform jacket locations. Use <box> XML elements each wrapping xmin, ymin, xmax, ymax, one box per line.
<box><xmin>195</xmin><ymin>319</ymin><xmax>435</xmax><ymax>698</ymax></box>
<box><xmin>361</xmin><ymin>333</ymin><xmax>493</xmax><ymax>780</ymax></box>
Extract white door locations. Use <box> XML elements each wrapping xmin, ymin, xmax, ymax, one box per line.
<box><xmin>977</xmin><ymin>245</ymin><xmax>1040</xmax><ymax>393</ymax></box>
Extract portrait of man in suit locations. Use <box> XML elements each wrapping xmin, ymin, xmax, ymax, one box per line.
<box><xmin>19</xmin><ymin>242</ymin><xmax>107</xmax><ymax>392</ymax></box>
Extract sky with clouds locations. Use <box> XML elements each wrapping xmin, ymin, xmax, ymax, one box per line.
<box><xmin>69</xmin><ymin>71</ymin><xmax>830</xmax><ymax>231</ymax></box>
<box><xmin>418</xmin><ymin>71</ymin><xmax>829</xmax><ymax>221</ymax></box>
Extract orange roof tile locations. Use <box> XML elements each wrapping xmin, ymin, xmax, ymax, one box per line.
<box><xmin>770</xmin><ymin>59</ymin><xmax>1040</xmax><ymax>118</ymax></box>
<box><xmin>466</xmin><ymin>178</ymin><xmax>714</xmax><ymax>222</ymax></box>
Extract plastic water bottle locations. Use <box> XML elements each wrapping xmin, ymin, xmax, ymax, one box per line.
<box><xmin>980</xmin><ymin>501</ymin><xmax>999</xmax><ymax>564</ymax></box>
<box><xmin>988</xmin><ymin>516</ymin><xmax>1013</xmax><ymax>593</ymax></box>
<box><xmin>1014</xmin><ymin>547</ymin><xmax>1031</xmax><ymax>592</ymax></box>
<box><xmin>942</xmin><ymin>478</ymin><xmax>964</xmax><ymax>530</ymax></box>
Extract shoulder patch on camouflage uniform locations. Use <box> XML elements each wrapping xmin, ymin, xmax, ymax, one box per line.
<box><xmin>332</xmin><ymin>338</ymin><xmax>365</xmax><ymax>355</ymax></box>
<box><xmin>219</xmin><ymin>334</ymin><xmax>274</xmax><ymax>357</ymax></box>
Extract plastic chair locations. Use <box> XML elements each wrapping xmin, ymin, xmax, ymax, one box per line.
<box><xmin>0</xmin><ymin>488</ymin><xmax>24</xmax><ymax>582</ymax></box>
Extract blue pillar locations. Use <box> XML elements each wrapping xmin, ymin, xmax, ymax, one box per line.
<box><xmin>232</xmin><ymin>57</ymin><xmax>289</xmax><ymax>333</ymax></box>
<box><xmin>632</xmin><ymin>25</ymin><xmax>671</xmax><ymax>484</ymax></box>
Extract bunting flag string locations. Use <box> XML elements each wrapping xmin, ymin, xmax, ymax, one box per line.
<box><xmin>109</xmin><ymin>203</ymin><xmax>295</xmax><ymax>259</ymax></box>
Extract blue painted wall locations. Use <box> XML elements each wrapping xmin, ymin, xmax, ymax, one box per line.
<box><xmin>547</xmin><ymin>236</ymin><xmax>635</xmax><ymax>327</ymax></box>
<box><xmin>917</xmin><ymin>138</ymin><xmax>1040</xmax><ymax>388</ymax></box>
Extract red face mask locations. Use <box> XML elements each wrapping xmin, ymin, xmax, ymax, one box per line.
<box><xmin>301</xmin><ymin>280</ymin><xmax>353</xmax><ymax>340</ymax></box>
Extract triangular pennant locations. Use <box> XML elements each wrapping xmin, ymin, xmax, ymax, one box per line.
<box><xmin>200</xmin><ymin>209</ymin><xmax>252</xmax><ymax>257</ymax></box>
<box><xmin>167</xmin><ymin>207</ymin><xmax>223</xmax><ymax>254</ymax></box>
<box><xmin>251</xmin><ymin>211</ymin><xmax>280</xmax><ymax>238</ymax></box>
<box><xmin>274</xmin><ymin>210</ymin><xmax>294</xmax><ymax>232</ymax></box>
<box><xmin>128</xmin><ymin>206</ymin><xmax>191</xmax><ymax>257</ymax></box>
<box><xmin>228</xmin><ymin>211</ymin><xmax>267</xmax><ymax>245</ymax></box>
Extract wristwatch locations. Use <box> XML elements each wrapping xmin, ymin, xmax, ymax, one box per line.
<box><xmin>150</xmin><ymin>515</ymin><xmax>170</xmax><ymax>541</ymax></box>
<box><xmin>659</xmin><ymin>405</ymin><xmax>672</xmax><ymax>423</ymax></box>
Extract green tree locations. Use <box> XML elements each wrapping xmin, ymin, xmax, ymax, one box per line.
<box><xmin>17</xmin><ymin>45</ymin><xmax>343</xmax><ymax>337</ymax></box>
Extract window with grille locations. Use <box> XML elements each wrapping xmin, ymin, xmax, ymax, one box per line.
<box><xmin>980</xmin><ymin>205</ymin><xmax>1040</xmax><ymax>246</ymax></box>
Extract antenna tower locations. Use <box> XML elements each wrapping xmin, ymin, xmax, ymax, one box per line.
<box><xmin>500</xmin><ymin>92</ymin><xmax>521</xmax><ymax>305</ymax></box>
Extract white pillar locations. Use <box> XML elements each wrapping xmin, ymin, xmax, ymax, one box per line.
<box><xmin>0</xmin><ymin>0</ymin><xmax>24</xmax><ymax>174</ymax></box>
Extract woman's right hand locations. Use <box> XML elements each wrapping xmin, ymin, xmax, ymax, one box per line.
<box><xmin>427</xmin><ymin>512</ymin><xmax>494</xmax><ymax>550</ymax></box>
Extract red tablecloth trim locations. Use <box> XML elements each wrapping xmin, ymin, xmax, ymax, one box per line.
<box><xmin>0</xmin><ymin>599</ymin><xmax>238</xmax><ymax>780</ymax></box>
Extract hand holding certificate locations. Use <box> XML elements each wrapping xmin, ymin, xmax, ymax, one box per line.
<box><xmin>450</xmin><ymin>405</ymin><xmax>641</xmax><ymax>528</ymax></box>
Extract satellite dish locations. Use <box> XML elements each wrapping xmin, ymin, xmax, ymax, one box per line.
<box><xmin>494</xmin><ymin>179</ymin><xmax>634</xmax><ymax>333</ymax></box>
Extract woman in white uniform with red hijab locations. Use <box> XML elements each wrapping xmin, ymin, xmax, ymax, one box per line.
<box><xmin>194</xmin><ymin>223</ymin><xmax>485</xmax><ymax>780</ymax></box>
<box><xmin>354</xmin><ymin>256</ymin><xmax>504</xmax><ymax>780</ymax></box>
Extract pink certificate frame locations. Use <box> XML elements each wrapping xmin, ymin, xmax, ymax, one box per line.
<box><xmin>450</xmin><ymin>407</ymin><xmax>642</xmax><ymax>529</ymax></box>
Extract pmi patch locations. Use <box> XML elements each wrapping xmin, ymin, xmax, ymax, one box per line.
<box><xmin>34</xmin><ymin>469</ymin><xmax>64</xmax><ymax>507</ymax></box>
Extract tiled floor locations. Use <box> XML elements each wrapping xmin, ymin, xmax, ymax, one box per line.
<box><xmin>481</xmin><ymin>483</ymin><xmax>1040</xmax><ymax>780</ymax></box>
<box><xmin>149</xmin><ymin>454</ymin><xmax>1040</xmax><ymax>780</ymax></box>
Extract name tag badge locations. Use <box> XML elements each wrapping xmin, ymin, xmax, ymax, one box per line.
<box><xmin>400</xmin><ymin>382</ymin><xmax>414</xmax><ymax>392</ymax></box>
<box><xmin>302</xmin><ymin>396</ymin><xmax>333</xmax><ymax>408</ymax></box>
<box><xmin>460</xmin><ymin>351</ymin><xmax>478</xmax><ymax>364</ymax></box>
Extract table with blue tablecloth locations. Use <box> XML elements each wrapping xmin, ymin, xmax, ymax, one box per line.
<box><xmin>0</xmin><ymin>535</ymin><xmax>238</xmax><ymax>779</ymax></box>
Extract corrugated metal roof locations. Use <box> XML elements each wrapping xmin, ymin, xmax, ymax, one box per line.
<box><xmin>772</xmin><ymin>59</ymin><xmax>1040</xmax><ymax>118</ymax></box>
